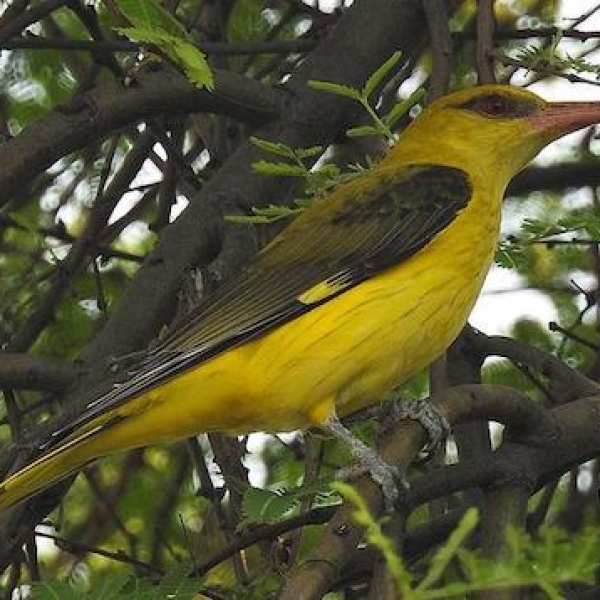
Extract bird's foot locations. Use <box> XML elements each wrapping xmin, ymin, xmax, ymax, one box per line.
<box><xmin>325</xmin><ymin>417</ymin><xmax>409</xmax><ymax>513</ymax></box>
<box><xmin>381</xmin><ymin>400</ymin><xmax>450</xmax><ymax>460</ymax></box>
<box><xmin>336</xmin><ymin>454</ymin><xmax>409</xmax><ymax>513</ymax></box>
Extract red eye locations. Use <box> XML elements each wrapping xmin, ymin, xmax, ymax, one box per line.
<box><xmin>478</xmin><ymin>95</ymin><xmax>507</xmax><ymax>116</ymax></box>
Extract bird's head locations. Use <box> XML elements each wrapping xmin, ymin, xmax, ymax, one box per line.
<box><xmin>387</xmin><ymin>84</ymin><xmax>600</xmax><ymax>184</ymax></box>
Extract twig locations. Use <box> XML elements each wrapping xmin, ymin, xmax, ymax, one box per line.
<box><xmin>476</xmin><ymin>0</ymin><xmax>496</xmax><ymax>83</ymax></box>
<box><xmin>423</xmin><ymin>0</ymin><xmax>452</xmax><ymax>99</ymax></box>
<box><xmin>35</xmin><ymin>530</ymin><xmax>163</xmax><ymax>573</ymax></box>
<box><xmin>2</xmin><ymin>34</ymin><xmax>317</xmax><ymax>56</ymax></box>
<box><xmin>549</xmin><ymin>321</ymin><xmax>599</xmax><ymax>351</ymax></box>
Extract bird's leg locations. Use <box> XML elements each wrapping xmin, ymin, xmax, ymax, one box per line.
<box><xmin>381</xmin><ymin>400</ymin><xmax>450</xmax><ymax>460</ymax></box>
<box><xmin>324</xmin><ymin>415</ymin><xmax>408</xmax><ymax>512</ymax></box>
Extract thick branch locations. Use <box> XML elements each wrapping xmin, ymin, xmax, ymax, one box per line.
<box><xmin>0</xmin><ymin>67</ymin><xmax>286</xmax><ymax>205</ymax></box>
<box><xmin>466</xmin><ymin>329</ymin><xmax>599</xmax><ymax>401</ymax></box>
<box><xmin>423</xmin><ymin>0</ymin><xmax>452</xmax><ymax>99</ymax></box>
<box><xmin>508</xmin><ymin>162</ymin><xmax>600</xmax><ymax>197</ymax></box>
<box><xmin>0</xmin><ymin>0</ymin><xmax>68</xmax><ymax>45</ymax></box>
<box><xmin>0</xmin><ymin>354</ymin><xmax>76</xmax><ymax>392</ymax></box>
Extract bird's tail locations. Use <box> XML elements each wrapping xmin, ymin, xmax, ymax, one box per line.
<box><xmin>0</xmin><ymin>422</ymin><xmax>110</xmax><ymax>514</ymax></box>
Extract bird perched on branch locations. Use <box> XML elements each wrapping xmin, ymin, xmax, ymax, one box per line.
<box><xmin>2</xmin><ymin>84</ymin><xmax>600</xmax><ymax>513</ymax></box>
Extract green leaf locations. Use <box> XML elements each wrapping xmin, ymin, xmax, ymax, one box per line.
<box><xmin>314</xmin><ymin>164</ymin><xmax>341</xmax><ymax>179</ymax></box>
<box><xmin>521</xmin><ymin>217</ymin><xmax>561</xmax><ymax>237</ymax></box>
<box><xmin>295</xmin><ymin>145</ymin><xmax>324</xmax><ymax>160</ymax></box>
<box><xmin>252</xmin><ymin>204</ymin><xmax>301</xmax><ymax>217</ymax></box>
<box><xmin>226</xmin><ymin>214</ymin><xmax>278</xmax><ymax>224</ymax></box>
<box><xmin>250</xmin><ymin>137</ymin><xmax>323</xmax><ymax>164</ymax></box>
<box><xmin>242</xmin><ymin>480</ymin><xmax>337</xmax><ymax>524</ymax></box>
<box><xmin>417</xmin><ymin>508</ymin><xmax>479</xmax><ymax>592</ymax></box>
<box><xmin>558</xmin><ymin>213</ymin><xmax>600</xmax><ymax>238</ymax></box>
<box><xmin>243</xmin><ymin>487</ymin><xmax>299</xmax><ymax>523</ymax></box>
<box><xmin>495</xmin><ymin>243</ymin><xmax>523</xmax><ymax>269</ymax></box>
<box><xmin>346</xmin><ymin>125</ymin><xmax>381</xmax><ymax>137</ymax></box>
<box><xmin>117</xmin><ymin>27</ymin><xmax>213</xmax><ymax>89</ymax></box>
<box><xmin>112</xmin><ymin>0</ymin><xmax>188</xmax><ymax>37</ymax></box>
<box><xmin>363</xmin><ymin>51</ymin><xmax>403</xmax><ymax>98</ymax></box>
<box><xmin>250</xmin><ymin>136</ymin><xmax>298</xmax><ymax>158</ymax></box>
<box><xmin>308</xmin><ymin>80</ymin><xmax>360</xmax><ymax>100</ymax></box>
<box><xmin>226</xmin><ymin>203</ymin><xmax>304</xmax><ymax>224</ymax></box>
<box><xmin>168</xmin><ymin>37</ymin><xmax>214</xmax><ymax>89</ymax></box>
<box><xmin>252</xmin><ymin>161</ymin><xmax>308</xmax><ymax>177</ymax></box>
<box><xmin>112</xmin><ymin>0</ymin><xmax>213</xmax><ymax>89</ymax></box>
<box><xmin>383</xmin><ymin>88</ymin><xmax>426</xmax><ymax>128</ymax></box>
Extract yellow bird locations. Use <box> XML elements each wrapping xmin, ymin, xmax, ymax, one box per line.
<box><xmin>2</xmin><ymin>84</ymin><xmax>600</xmax><ymax>512</ymax></box>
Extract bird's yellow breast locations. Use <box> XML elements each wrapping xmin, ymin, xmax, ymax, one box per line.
<box><xmin>134</xmin><ymin>178</ymin><xmax>502</xmax><ymax>439</ymax></box>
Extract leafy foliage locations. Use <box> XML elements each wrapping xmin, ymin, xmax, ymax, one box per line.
<box><xmin>229</xmin><ymin>52</ymin><xmax>425</xmax><ymax>226</ymax></box>
<box><xmin>337</xmin><ymin>484</ymin><xmax>599</xmax><ymax>599</ymax></box>
<box><xmin>242</xmin><ymin>478</ymin><xmax>337</xmax><ymax>524</ymax></box>
<box><xmin>512</xmin><ymin>31</ymin><xmax>600</xmax><ymax>78</ymax></box>
<box><xmin>111</xmin><ymin>0</ymin><xmax>213</xmax><ymax>88</ymax></box>
<box><xmin>225</xmin><ymin>137</ymin><xmax>341</xmax><ymax>224</ymax></box>
<box><xmin>310</xmin><ymin>52</ymin><xmax>425</xmax><ymax>143</ymax></box>
<box><xmin>496</xmin><ymin>213</ymin><xmax>600</xmax><ymax>270</ymax></box>
<box><xmin>249</xmin><ymin>136</ymin><xmax>339</xmax><ymax>194</ymax></box>
<box><xmin>31</xmin><ymin>562</ymin><xmax>200</xmax><ymax>599</ymax></box>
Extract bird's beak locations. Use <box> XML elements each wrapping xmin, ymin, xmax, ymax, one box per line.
<box><xmin>526</xmin><ymin>101</ymin><xmax>600</xmax><ymax>137</ymax></box>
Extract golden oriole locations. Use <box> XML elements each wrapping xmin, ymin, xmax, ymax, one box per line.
<box><xmin>1</xmin><ymin>84</ymin><xmax>600</xmax><ymax>512</ymax></box>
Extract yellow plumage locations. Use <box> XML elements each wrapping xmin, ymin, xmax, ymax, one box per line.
<box><xmin>2</xmin><ymin>84</ymin><xmax>600</xmax><ymax>512</ymax></box>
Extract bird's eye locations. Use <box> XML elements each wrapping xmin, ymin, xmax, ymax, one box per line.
<box><xmin>475</xmin><ymin>94</ymin><xmax>508</xmax><ymax>116</ymax></box>
<box><xmin>458</xmin><ymin>93</ymin><xmax>514</xmax><ymax>117</ymax></box>
<box><xmin>457</xmin><ymin>91</ymin><xmax>540</xmax><ymax>118</ymax></box>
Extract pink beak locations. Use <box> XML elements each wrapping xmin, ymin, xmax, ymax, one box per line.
<box><xmin>527</xmin><ymin>101</ymin><xmax>600</xmax><ymax>137</ymax></box>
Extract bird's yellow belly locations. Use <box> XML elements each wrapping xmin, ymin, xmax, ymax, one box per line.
<box><xmin>0</xmin><ymin>240</ymin><xmax>494</xmax><ymax>510</ymax></box>
<box><xmin>109</xmin><ymin>195</ymin><xmax>500</xmax><ymax>443</ymax></box>
<box><xmin>142</xmin><ymin>226</ymin><xmax>497</xmax><ymax>438</ymax></box>
<box><xmin>241</xmin><ymin>241</ymin><xmax>491</xmax><ymax>430</ymax></box>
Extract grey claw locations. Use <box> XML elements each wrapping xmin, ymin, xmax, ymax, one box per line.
<box><xmin>336</xmin><ymin>450</ymin><xmax>409</xmax><ymax>513</ymax></box>
<box><xmin>384</xmin><ymin>400</ymin><xmax>450</xmax><ymax>459</ymax></box>
<box><xmin>326</xmin><ymin>416</ymin><xmax>410</xmax><ymax>512</ymax></box>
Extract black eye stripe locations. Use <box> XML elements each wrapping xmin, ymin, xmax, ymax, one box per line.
<box><xmin>457</xmin><ymin>93</ymin><xmax>539</xmax><ymax>118</ymax></box>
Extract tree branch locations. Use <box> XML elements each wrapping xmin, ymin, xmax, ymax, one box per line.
<box><xmin>2</xmin><ymin>34</ymin><xmax>318</xmax><ymax>56</ymax></box>
<box><xmin>0</xmin><ymin>353</ymin><xmax>76</xmax><ymax>392</ymax></box>
<box><xmin>0</xmin><ymin>66</ymin><xmax>287</xmax><ymax>205</ymax></box>
<box><xmin>466</xmin><ymin>329</ymin><xmax>599</xmax><ymax>401</ymax></box>
<box><xmin>475</xmin><ymin>0</ymin><xmax>496</xmax><ymax>83</ymax></box>
<box><xmin>508</xmin><ymin>162</ymin><xmax>600</xmax><ymax>196</ymax></box>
